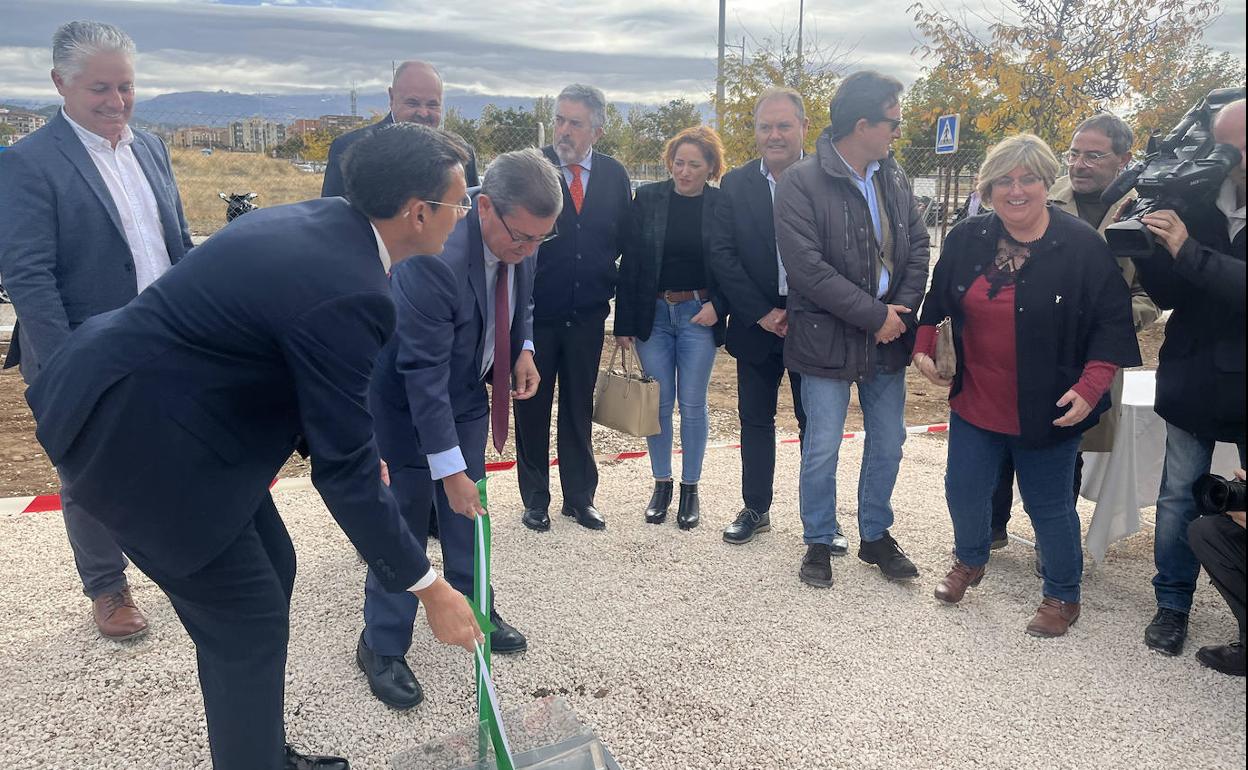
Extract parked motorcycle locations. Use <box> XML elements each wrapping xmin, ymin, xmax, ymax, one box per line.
<box><xmin>219</xmin><ymin>192</ymin><xmax>259</xmax><ymax>223</ymax></box>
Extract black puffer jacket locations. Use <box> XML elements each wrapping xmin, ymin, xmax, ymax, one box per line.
<box><xmin>773</xmin><ymin>129</ymin><xmax>930</xmax><ymax>382</ymax></box>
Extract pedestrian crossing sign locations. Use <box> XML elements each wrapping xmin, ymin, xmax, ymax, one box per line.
<box><xmin>936</xmin><ymin>114</ymin><xmax>960</xmax><ymax>154</ymax></box>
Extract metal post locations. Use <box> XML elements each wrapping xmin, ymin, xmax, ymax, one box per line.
<box><xmin>797</xmin><ymin>0</ymin><xmax>805</xmax><ymax>74</ymax></box>
<box><xmin>716</xmin><ymin>0</ymin><xmax>727</xmax><ymax>130</ymax></box>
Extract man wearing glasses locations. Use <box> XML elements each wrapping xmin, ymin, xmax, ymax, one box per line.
<box><xmin>988</xmin><ymin>112</ymin><xmax>1160</xmax><ymax>552</ymax></box>
<box><xmin>514</xmin><ymin>84</ymin><xmax>633</xmax><ymax>533</ymax></box>
<box><xmin>357</xmin><ymin>149</ymin><xmax>562</xmax><ymax>710</ymax></box>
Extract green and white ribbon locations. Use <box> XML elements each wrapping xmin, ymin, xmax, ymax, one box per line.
<box><xmin>473</xmin><ymin>477</ymin><xmax>515</xmax><ymax>769</ymax></box>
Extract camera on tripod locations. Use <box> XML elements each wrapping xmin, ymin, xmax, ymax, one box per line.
<box><xmin>1102</xmin><ymin>86</ymin><xmax>1246</xmax><ymax>257</ymax></box>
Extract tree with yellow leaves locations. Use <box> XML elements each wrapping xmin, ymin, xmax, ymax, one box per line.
<box><xmin>909</xmin><ymin>0</ymin><xmax>1223</xmax><ymax>147</ymax></box>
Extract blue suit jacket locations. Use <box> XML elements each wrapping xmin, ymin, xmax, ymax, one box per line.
<box><xmin>370</xmin><ymin>197</ymin><xmax>534</xmax><ymax>469</ymax></box>
<box><xmin>0</xmin><ymin>111</ymin><xmax>193</xmax><ymax>380</ymax></box>
<box><xmin>25</xmin><ymin>198</ymin><xmax>429</xmax><ymax>592</ymax></box>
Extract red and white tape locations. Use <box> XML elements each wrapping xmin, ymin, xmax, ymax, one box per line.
<box><xmin>0</xmin><ymin>422</ymin><xmax>949</xmax><ymax>515</ymax></box>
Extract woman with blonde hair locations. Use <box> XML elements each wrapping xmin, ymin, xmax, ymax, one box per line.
<box><xmin>614</xmin><ymin>125</ymin><xmax>726</xmax><ymax>529</ymax></box>
<box><xmin>912</xmin><ymin>133</ymin><xmax>1141</xmax><ymax>636</ymax></box>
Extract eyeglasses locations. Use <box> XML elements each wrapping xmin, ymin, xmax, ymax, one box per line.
<box><xmin>990</xmin><ymin>174</ymin><xmax>1044</xmax><ymax>191</ymax></box>
<box><xmin>874</xmin><ymin>117</ymin><xmax>902</xmax><ymax>131</ymax></box>
<box><xmin>422</xmin><ymin>195</ymin><xmax>473</xmax><ymax>217</ymax></box>
<box><xmin>498</xmin><ymin>212</ymin><xmax>558</xmax><ymax>244</ymax></box>
<box><xmin>1064</xmin><ymin>149</ymin><xmax>1113</xmax><ymax>165</ymax></box>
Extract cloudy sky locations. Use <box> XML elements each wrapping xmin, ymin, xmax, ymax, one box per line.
<box><xmin>1</xmin><ymin>0</ymin><xmax>1245</xmax><ymax>104</ymax></box>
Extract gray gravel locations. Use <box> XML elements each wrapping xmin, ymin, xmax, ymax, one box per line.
<box><xmin>1</xmin><ymin>435</ymin><xmax>1244</xmax><ymax>769</ymax></box>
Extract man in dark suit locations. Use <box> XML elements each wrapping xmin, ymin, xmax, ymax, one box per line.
<box><xmin>25</xmin><ymin>124</ymin><xmax>484</xmax><ymax>770</ymax></box>
<box><xmin>0</xmin><ymin>21</ymin><xmax>193</xmax><ymax>640</ymax></box>
<box><xmin>321</xmin><ymin>59</ymin><xmax>478</xmax><ymax>198</ymax></box>
<box><xmin>710</xmin><ymin>87</ymin><xmax>847</xmax><ymax>551</ymax></box>
<box><xmin>359</xmin><ymin>148</ymin><xmax>561</xmax><ymax>709</ymax></box>
<box><xmin>513</xmin><ymin>84</ymin><xmax>632</xmax><ymax>532</ymax></box>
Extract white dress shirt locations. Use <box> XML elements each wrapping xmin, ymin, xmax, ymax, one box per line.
<box><xmin>1216</xmin><ymin>177</ymin><xmax>1246</xmax><ymax>243</ymax></box>
<box><xmin>559</xmin><ymin>147</ymin><xmax>594</xmax><ymax>190</ymax></box>
<box><xmin>761</xmin><ymin>158</ymin><xmax>789</xmax><ymax>296</ymax></box>
<box><xmin>425</xmin><ymin>233</ymin><xmax>534</xmax><ymax>482</ymax></box>
<box><xmin>62</xmin><ymin>110</ymin><xmax>173</xmax><ymax>292</ymax></box>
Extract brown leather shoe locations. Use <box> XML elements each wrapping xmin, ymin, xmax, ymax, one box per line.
<box><xmin>1025</xmin><ymin>597</ymin><xmax>1080</xmax><ymax>638</ymax></box>
<box><xmin>92</xmin><ymin>587</ymin><xmax>149</xmax><ymax>640</ymax></box>
<box><xmin>934</xmin><ymin>561</ymin><xmax>986</xmax><ymax>605</ymax></box>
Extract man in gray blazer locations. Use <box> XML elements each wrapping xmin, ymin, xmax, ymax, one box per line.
<box><xmin>0</xmin><ymin>21</ymin><xmax>192</xmax><ymax>640</ymax></box>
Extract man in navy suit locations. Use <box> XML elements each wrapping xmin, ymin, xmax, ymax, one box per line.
<box><xmin>321</xmin><ymin>59</ymin><xmax>479</xmax><ymax>198</ymax></box>
<box><xmin>25</xmin><ymin>124</ymin><xmax>484</xmax><ymax>770</ymax></box>
<box><xmin>0</xmin><ymin>21</ymin><xmax>193</xmax><ymax>640</ymax></box>
<box><xmin>359</xmin><ymin>148</ymin><xmax>561</xmax><ymax>709</ymax></box>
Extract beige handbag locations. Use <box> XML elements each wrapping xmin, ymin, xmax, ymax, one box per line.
<box><xmin>592</xmin><ymin>343</ymin><xmax>660</xmax><ymax>437</ymax></box>
<box><xmin>933</xmin><ymin>317</ymin><xmax>957</xmax><ymax>380</ymax></box>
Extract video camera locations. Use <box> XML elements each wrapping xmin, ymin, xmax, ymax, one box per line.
<box><xmin>1193</xmin><ymin>473</ymin><xmax>1247</xmax><ymax>516</ymax></box>
<box><xmin>1102</xmin><ymin>86</ymin><xmax>1246</xmax><ymax>257</ymax></box>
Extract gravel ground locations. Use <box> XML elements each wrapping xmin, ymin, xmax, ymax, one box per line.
<box><xmin>1</xmin><ymin>435</ymin><xmax>1244</xmax><ymax>770</ymax></box>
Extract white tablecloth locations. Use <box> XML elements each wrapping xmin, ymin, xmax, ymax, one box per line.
<box><xmin>1080</xmin><ymin>369</ymin><xmax>1241</xmax><ymax>562</ymax></box>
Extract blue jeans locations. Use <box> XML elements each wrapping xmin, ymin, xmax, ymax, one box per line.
<box><xmin>1153</xmin><ymin>422</ymin><xmax>1247</xmax><ymax>613</ymax></box>
<box><xmin>798</xmin><ymin>367</ymin><xmax>905</xmax><ymax>545</ymax></box>
<box><xmin>635</xmin><ymin>298</ymin><xmax>718</xmax><ymax>483</ymax></box>
<box><xmin>945</xmin><ymin>413</ymin><xmax>1083</xmax><ymax>603</ymax></box>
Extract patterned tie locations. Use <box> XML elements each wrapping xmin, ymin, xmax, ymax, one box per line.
<box><xmin>568</xmin><ymin>163</ymin><xmax>585</xmax><ymax>215</ymax></box>
<box><xmin>491</xmin><ymin>263</ymin><xmax>511</xmax><ymax>454</ymax></box>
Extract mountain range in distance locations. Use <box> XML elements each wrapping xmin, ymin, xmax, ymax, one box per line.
<box><xmin>2</xmin><ymin>89</ymin><xmax>705</xmax><ymax>128</ymax></box>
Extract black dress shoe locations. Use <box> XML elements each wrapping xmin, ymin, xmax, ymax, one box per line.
<box><xmin>723</xmin><ymin>508</ymin><xmax>770</xmax><ymax>544</ymax></box>
<box><xmin>799</xmin><ymin>543</ymin><xmax>834</xmax><ymax>587</ymax></box>
<box><xmin>830</xmin><ymin>527</ymin><xmax>849</xmax><ymax>557</ymax></box>
<box><xmin>355</xmin><ymin>632</ymin><xmax>423</xmax><ymax>710</ymax></box>
<box><xmin>1144</xmin><ymin>608</ymin><xmax>1190</xmax><ymax>656</ymax></box>
<box><xmin>1195</xmin><ymin>641</ymin><xmax>1246</xmax><ymax>677</ymax></box>
<box><xmin>645</xmin><ymin>480</ymin><xmax>673</xmax><ymax>524</ymax></box>
<box><xmin>858</xmin><ymin>531</ymin><xmax>919</xmax><ymax>581</ymax></box>
<box><xmin>562</xmin><ymin>504</ymin><xmax>606</xmax><ymax>530</ymax></box>
<box><xmin>676</xmin><ymin>483</ymin><xmax>700</xmax><ymax>529</ymax></box>
<box><xmin>522</xmin><ymin>507</ymin><xmax>550</xmax><ymax>532</ymax></box>
<box><xmin>490</xmin><ymin>609</ymin><xmax>528</xmax><ymax>654</ymax></box>
<box><xmin>285</xmin><ymin>744</ymin><xmax>349</xmax><ymax>770</ymax></box>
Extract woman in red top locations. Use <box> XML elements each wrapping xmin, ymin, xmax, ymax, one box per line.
<box><xmin>913</xmin><ymin>134</ymin><xmax>1141</xmax><ymax>637</ymax></box>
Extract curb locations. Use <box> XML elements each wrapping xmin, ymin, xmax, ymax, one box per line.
<box><xmin>0</xmin><ymin>422</ymin><xmax>949</xmax><ymax>515</ymax></box>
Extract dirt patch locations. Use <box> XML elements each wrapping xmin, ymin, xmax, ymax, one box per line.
<box><xmin>0</xmin><ymin>323</ymin><xmax>1166</xmax><ymax>498</ymax></box>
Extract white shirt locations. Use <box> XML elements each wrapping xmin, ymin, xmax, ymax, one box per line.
<box><xmin>425</xmin><ymin>231</ymin><xmax>534</xmax><ymax>482</ymax></box>
<box><xmin>1216</xmin><ymin>177</ymin><xmax>1246</xmax><ymax>243</ymax></box>
<box><xmin>761</xmin><ymin>157</ymin><xmax>796</xmax><ymax>296</ymax></box>
<box><xmin>62</xmin><ymin>109</ymin><xmax>172</xmax><ymax>292</ymax></box>
<box><xmin>559</xmin><ymin>147</ymin><xmax>594</xmax><ymax>191</ymax></box>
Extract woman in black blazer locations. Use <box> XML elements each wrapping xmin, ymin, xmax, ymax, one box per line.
<box><xmin>614</xmin><ymin>125</ymin><xmax>726</xmax><ymax>530</ymax></box>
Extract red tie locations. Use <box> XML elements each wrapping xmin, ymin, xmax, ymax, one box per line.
<box><xmin>491</xmin><ymin>263</ymin><xmax>510</xmax><ymax>454</ymax></box>
<box><xmin>568</xmin><ymin>164</ymin><xmax>584</xmax><ymax>214</ymax></box>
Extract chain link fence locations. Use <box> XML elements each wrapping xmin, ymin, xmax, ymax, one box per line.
<box><xmin>895</xmin><ymin>146</ymin><xmax>987</xmax><ymax>251</ymax></box>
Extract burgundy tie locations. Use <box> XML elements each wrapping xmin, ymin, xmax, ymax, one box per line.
<box><xmin>491</xmin><ymin>263</ymin><xmax>510</xmax><ymax>454</ymax></box>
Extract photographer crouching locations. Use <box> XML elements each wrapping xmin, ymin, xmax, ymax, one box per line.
<box><xmin>1188</xmin><ymin>469</ymin><xmax>1246</xmax><ymax>676</ymax></box>
<box><xmin>1126</xmin><ymin>97</ymin><xmax>1247</xmax><ymax>659</ymax></box>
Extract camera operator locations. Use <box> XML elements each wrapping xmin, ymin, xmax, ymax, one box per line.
<box><xmin>1187</xmin><ymin>470</ymin><xmax>1246</xmax><ymax>676</ymax></box>
<box><xmin>1133</xmin><ymin>98</ymin><xmax>1247</xmax><ymax>659</ymax></box>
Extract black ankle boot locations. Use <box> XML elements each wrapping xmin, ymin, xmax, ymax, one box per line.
<box><xmin>645</xmin><ymin>480</ymin><xmax>673</xmax><ymax>524</ymax></box>
<box><xmin>677</xmin><ymin>483</ymin><xmax>700</xmax><ymax>529</ymax></box>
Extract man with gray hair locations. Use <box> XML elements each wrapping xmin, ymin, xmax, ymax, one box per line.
<box><xmin>0</xmin><ymin>20</ymin><xmax>193</xmax><ymax>640</ymax></box>
<box><xmin>514</xmin><ymin>84</ymin><xmax>632</xmax><ymax>533</ymax></box>
<box><xmin>359</xmin><ymin>148</ymin><xmax>561</xmax><ymax>709</ymax></box>
<box><xmin>988</xmin><ymin>110</ymin><xmax>1160</xmax><ymax>553</ymax></box>
<box><xmin>322</xmin><ymin>59</ymin><xmax>479</xmax><ymax>197</ymax></box>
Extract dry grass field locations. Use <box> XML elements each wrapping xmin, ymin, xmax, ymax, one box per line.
<box><xmin>169</xmin><ymin>148</ymin><xmax>325</xmax><ymax>235</ymax></box>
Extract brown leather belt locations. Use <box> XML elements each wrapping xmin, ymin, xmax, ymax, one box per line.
<box><xmin>658</xmin><ymin>289</ymin><xmax>709</xmax><ymax>304</ymax></box>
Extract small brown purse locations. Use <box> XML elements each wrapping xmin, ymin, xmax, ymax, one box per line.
<box><xmin>933</xmin><ymin>317</ymin><xmax>957</xmax><ymax>380</ymax></box>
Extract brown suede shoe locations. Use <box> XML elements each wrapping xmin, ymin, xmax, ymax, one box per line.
<box><xmin>934</xmin><ymin>561</ymin><xmax>986</xmax><ymax>605</ymax></box>
<box><xmin>92</xmin><ymin>587</ymin><xmax>149</xmax><ymax>640</ymax></box>
<box><xmin>1025</xmin><ymin>597</ymin><xmax>1080</xmax><ymax>638</ymax></box>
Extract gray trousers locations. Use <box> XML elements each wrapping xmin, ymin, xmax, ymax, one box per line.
<box><xmin>58</xmin><ymin>473</ymin><xmax>129</xmax><ymax>599</ymax></box>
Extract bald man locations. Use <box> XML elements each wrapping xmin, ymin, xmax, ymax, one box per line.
<box><xmin>1133</xmin><ymin>97</ymin><xmax>1246</xmax><ymax>661</ymax></box>
<box><xmin>322</xmin><ymin>60</ymin><xmax>479</xmax><ymax>197</ymax></box>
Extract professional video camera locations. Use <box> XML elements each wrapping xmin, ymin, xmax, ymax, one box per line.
<box><xmin>1102</xmin><ymin>86</ymin><xmax>1246</xmax><ymax>257</ymax></box>
<box><xmin>1193</xmin><ymin>473</ymin><xmax>1247</xmax><ymax>515</ymax></box>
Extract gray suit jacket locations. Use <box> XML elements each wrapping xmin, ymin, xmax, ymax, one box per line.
<box><xmin>0</xmin><ymin>111</ymin><xmax>193</xmax><ymax>380</ymax></box>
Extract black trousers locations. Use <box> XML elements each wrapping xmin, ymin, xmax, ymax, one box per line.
<box><xmin>126</xmin><ymin>495</ymin><xmax>295</xmax><ymax>770</ymax></box>
<box><xmin>514</xmin><ymin>316</ymin><xmax>605</xmax><ymax>510</ymax></box>
<box><xmin>991</xmin><ymin>452</ymin><xmax>1084</xmax><ymax>533</ymax></box>
<box><xmin>1189</xmin><ymin>513</ymin><xmax>1247</xmax><ymax>639</ymax></box>
<box><xmin>736</xmin><ymin>346</ymin><xmax>806</xmax><ymax>513</ymax></box>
